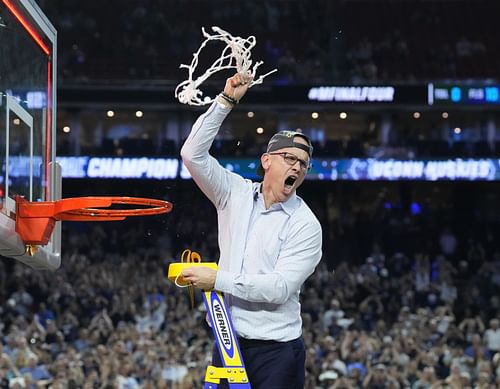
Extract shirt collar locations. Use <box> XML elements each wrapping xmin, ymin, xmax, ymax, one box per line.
<box><xmin>280</xmin><ymin>192</ymin><xmax>300</xmax><ymax>215</ymax></box>
<box><xmin>253</xmin><ymin>183</ymin><xmax>300</xmax><ymax>216</ymax></box>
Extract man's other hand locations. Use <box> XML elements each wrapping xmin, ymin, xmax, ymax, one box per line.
<box><xmin>181</xmin><ymin>266</ymin><xmax>217</xmax><ymax>290</ymax></box>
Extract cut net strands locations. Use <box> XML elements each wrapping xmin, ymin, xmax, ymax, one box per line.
<box><xmin>175</xmin><ymin>26</ymin><xmax>277</xmax><ymax>106</ymax></box>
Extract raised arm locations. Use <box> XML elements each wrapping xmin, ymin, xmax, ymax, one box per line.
<box><xmin>180</xmin><ymin>73</ymin><xmax>253</xmax><ymax>209</ymax></box>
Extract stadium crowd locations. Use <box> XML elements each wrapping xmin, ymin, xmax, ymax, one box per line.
<box><xmin>34</xmin><ymin>0</ymin><xmax>499</xmax><ymax>84</ymax></box>
<box><xmin>37</xmin><ymin>0</ymin><xmax>500</xmax><ymax>164</ymax></box>
<box><xmin>1</xmin><ymin>1</ymin><xmax>500</xmax><ymax>388</ymax></box>
<box><xmin>1</xmin><ymin>183</ymin><xmax>500</xmax><ymax>388</ymax></box>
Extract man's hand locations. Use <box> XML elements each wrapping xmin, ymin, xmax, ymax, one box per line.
<box><xmin>224</xmin><ymin>72</ymin><xmax>253</xmax><ymax>102</ymax></box>
<box><xmin>181</xmin><ymin>267</ymin><xmax>217</xmax><ymax>290</ymax></box>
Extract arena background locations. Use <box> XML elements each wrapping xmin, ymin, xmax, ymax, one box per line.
<box><xmin>1</xmin><ymin>0</ymin><xmax>500</xmax><ymax>388</ymax></box>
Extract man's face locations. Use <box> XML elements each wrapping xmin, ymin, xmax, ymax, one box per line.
<box><xmin>261</xmin><ymin>136</ymin><xmax>310</xmax><ymax>202</ymax></box>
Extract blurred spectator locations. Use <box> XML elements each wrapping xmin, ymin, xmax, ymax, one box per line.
<box><xmin>19</xmin><ymin>354</ymin><xmax>51</xmax><ymax>382</ymax></box>
<box><xmin>363</xmin><ymin>363</ymin><xmax>390</xmax><ymax>388</ymax></box>
<box><xmin>412</xmin><ymin>365</ymin><xmax>437</xmax><ymax>389</ymax></box>
<box><xmin>439</xmin><ymin>228</ymin><xmax>457</xmax><ymax>259</ymax></box>
<box><xmin>484</xmin><ymin>319</ymin><xmax>500</xmax><ymax>357</ymax></box>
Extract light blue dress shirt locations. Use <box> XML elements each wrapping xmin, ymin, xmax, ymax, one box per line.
<box><xmin>181</xmin><ymin>101</ymin><xmax>322</xmax><ymax>342</ymax></box>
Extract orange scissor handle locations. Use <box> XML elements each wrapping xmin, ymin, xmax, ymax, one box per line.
<box><xmin>181</xmin><ymin>249</ymin><xmax>201</xmax><ymax>264</ymax></box>
<box><xmin>167</xmin><ymin>250</ymin><xmax>218</xmax><ymax>285</ymax></box>
<box><xmin>179</xmin><ymin>249</ymin><xmax>202</xmax><ymax>308</ymax></box>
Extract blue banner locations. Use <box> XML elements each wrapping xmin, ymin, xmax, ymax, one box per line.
<box><xmin>40</xmin><ymin>157</ymin><xmax>498</xmax><ymax>181</ymax></box>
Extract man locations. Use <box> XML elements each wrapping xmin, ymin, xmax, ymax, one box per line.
<box><xmin>180</xmin><ymin>72</ymin><xmax>322</xmax><ymax>388</ymax></box>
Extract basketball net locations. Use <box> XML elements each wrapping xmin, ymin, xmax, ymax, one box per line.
<box><xmin>175</xmin><ymin>26</ymin><xmax>277</xmax><ymax>106</ymax></box>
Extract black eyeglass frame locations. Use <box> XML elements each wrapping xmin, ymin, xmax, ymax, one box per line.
<box><xmin>268</xmin><ymin>152</ymin><xmax>312</xmax><ymax>172</ymax></box>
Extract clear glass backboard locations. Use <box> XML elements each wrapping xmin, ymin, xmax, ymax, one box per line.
<box><xmin>0</xmin><ymin>0</ymin><xmax>60</xmax><ymax>269</ymax></box>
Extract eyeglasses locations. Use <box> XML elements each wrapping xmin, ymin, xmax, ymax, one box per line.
<box><xmin>268</xmin><ymin>152</ymin><xmax>311</xmax><ymax>171</ymax></box>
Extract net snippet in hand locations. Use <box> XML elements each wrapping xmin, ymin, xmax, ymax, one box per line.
<box><xmin>175</xmin><ymin>26</ymin><xmax>277</xmax><ymax>106</ymax></box>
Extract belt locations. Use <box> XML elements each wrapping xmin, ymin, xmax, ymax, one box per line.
<box><xmin>237</xmin><ymin>337</ymin><xmax>281</xmax><ymax>349</ymax></box>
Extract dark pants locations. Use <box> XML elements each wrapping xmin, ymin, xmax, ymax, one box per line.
<box><xmin>211</xmin><ymin>337</ymin><xmax>305</xmax><ymax>389</ymax></box>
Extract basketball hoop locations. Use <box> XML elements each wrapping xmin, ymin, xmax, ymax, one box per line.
<box><xmin>15</xmin><ymin>196</ymin><xmax>173</xmax><ymax>247</ymax></box>
<box><xmin>175</xmin><ymin>26</ymin><xmax>277</xmax><ymax>106</ymax></box>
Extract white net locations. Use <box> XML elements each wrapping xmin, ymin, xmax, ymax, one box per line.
<box><xmin>175</xmin><ymin>26</ymin><xmax>277</xmax><ymax>106</ymax></box>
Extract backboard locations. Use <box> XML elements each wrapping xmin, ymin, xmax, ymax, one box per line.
<box><xmin>0</xmin><ymin>0</ymin><xmax>60</xmax><ymax>269</ymax></box>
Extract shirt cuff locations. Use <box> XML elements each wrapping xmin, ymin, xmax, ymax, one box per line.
<box><xmin>215</xmin><ymin>96</ymin><xmax>234</xmax><ymax>111</ymax></box>
<box><xmin>214</xmin><ymin>269</ymin><xmax>233</xmax><ymax>294</ymax></box>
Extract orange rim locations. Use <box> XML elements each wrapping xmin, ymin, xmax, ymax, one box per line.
<box><xmin>54</xmin><ymin>196</ymin><xmax>173</xmax><ymax>220</ymax></box>
<box><xmin>15</xmin><ymin>196</ymin><xmax>173</xmax><ymax>246</ymax></box>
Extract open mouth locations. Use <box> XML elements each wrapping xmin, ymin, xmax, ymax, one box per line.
<box><xmin>284</xmin><ymin>175</ymin><xmax>297</xmax><ymax>190</ymax></box>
